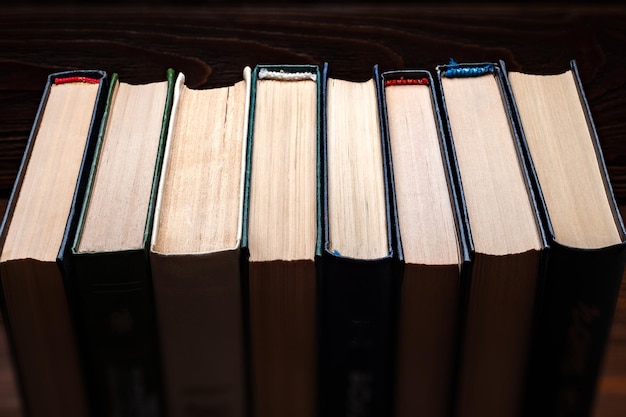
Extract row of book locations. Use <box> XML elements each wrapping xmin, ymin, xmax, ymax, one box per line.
<box><xmin>0</xmin><ymin>59</ymin><xmax>624</xmax><ymax>417</ymax></box>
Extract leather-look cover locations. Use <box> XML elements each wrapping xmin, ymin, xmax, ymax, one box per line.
<box><xmin>0</xmin><ymin>70</ymin><xmax>108</xmax><ymax>417</ymax></box>
<box><xmin>504</xmin><ymin>60</ymin><xmax>626</xmax><ymax>417</ymax></box>
<box><xmin>318</xmin><ymin>63</ymin><xmax>400</xmax><ymax>417</ymax></box>
<box><xmin>66</xmin><ymin>69</ymin><xmax>176</xmax><ymax>417</ymax></box>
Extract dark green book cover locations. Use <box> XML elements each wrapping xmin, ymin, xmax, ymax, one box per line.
<box><xmin>241</xmin><ymin>64</ymin><xmax>322</xmax><ymax>417</ymax></box>
<box><xmin>66</xmin><ymin>69</ymin><xmax>176</xmax><ymax>417</ymax></box>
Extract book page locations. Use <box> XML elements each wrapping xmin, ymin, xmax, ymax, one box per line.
<box><xmin>327</xmin><ymin>78</ymin><xmax>388</xmax><ymax>259</ymax></box>
<box><xmin>153</xmin><ymin>80</ymin><xmax>247</xmax><ymax>254</ymax></box>
<box><xmin>386</xmin><ymin>83</ymin><xmax>459</xmax><ymax>266</ymax></box>
<box><xmin>248</xmin><ymin>77</ymin><xmax>317</xmax><ymax>262</ymax></box>
<box><xmin>77</xmin><ymin>80</ymin><xmax>168</xmax><ymax>253</ymax></box>
<box><xmin>441</xmin><ymin>74</ymin><xmax>542</xmax><ymax>255</ymax></box>
<box><xmin>1</xmin><ymin>82</ymin><xmax>99</xmax><ymax>262</ymax></box>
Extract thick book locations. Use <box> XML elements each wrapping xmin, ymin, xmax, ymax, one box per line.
<box><xmin>318</xmin><ymin>63</ymin><xmax>399</xmax><ymax>417</ymax></box>
<box><xmin>242</xmin><ymin>64</ymin><xmax>321</xmax><ymax>417</ymax></box>
<box><xmin>380</xmin><ymin>69</ymin><xmax>470</xmax><ymax>417</ymax></box>
<box><xmin>66</xmin><ymin>70</ymin><xmax>176</xmax><ymax>417</ymax></box>
<box><xmin>435</xmin><ymin>60</ymin><xmax>548</xmax><ymax>417</ymax></box>
<box><xmin>0</xmin><ymin>70</ymin><xmax>108</xmax><ymax>417</ymax></box>
<box><xmin>149</xmin><ymin>68</ymin><xmax>251</xmax><ymax>417</ymax></box>
<box><xmin>504</xmin><ymin>60</ymin><xmax>626</xmax><ymax>417</ymax></box>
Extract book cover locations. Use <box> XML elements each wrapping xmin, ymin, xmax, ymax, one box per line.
<box><xmin>318</xmin><ymin>63</ymin><xmax>400</xmax><ymax>417</ymax></box>
<box><xmin>241</xmin><ymin>64</ymin><xmax>321</xmax><ymax>417</ymax></box>
<box><xmin>66</xmin><ymin>70</ymin><xmax>176</xmax><ymax>417</ymax></box>
<box><xmin>504</xmin><ymin>60</ymin><xmax>626</xmax><ymax>417</ymax></box>
<box><xmin>380</xmin><ymin>68</ymin><xmax>471</xmax><ymax>417</ymax></box>
<box><xmin>435</xmin><ymin>60</ymin><xmax>548</xmax><ymax>417</ymax></box>
<box><xmin>0</xmin><ymin>70</ymin><xmax>109</xmax><ymax>417</ymax></box>
<box><xmin>149</xmin><ymin>67</ymin><xmax>251</xmax><ymax>417</ymax></box>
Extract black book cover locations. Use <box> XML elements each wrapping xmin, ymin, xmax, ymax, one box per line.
<box><xmin>318</xmin><ymin>63</ymin><xmax>400</xmax><ymax>417</ymax></box>
<box><xmin>0</xmin><ymin>70</ymin><xmax>109</xmax><ymax>417</ymax></box>
<box><xmin>503</xmin><ymin>59</ymin><xmax>626</xmax><ymax>417</ymax></box>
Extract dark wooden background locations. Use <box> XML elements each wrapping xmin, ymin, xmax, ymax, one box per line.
<box><xmin>1</xmin><ymin>5</ymin><xmax>626</xmax><ymax>417</ymax></box>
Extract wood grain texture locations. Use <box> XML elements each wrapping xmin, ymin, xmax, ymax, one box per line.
<box><xmin>1</xmin><ymin>6</ymin><xmax>625</xmax><ymax>417</ymax></box>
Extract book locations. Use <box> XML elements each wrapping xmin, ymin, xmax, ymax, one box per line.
<box><xmin>0</xmin><ymin>70</ymin><xmax>108</xmax><ymax>417</ymax></box>
<box><xmin>318</xmin><ymin>63</ymin><xmax>398</xmax><ymax>417</ymax></box>
<box><xmin>436</xmin><ymin>60</ymin><xmax>547</xmax><ymax>417</ymax></box>
<box><xmin>242</xmin><ymin>65</ymin><xmax>320</xmax><ymax>417</ymax></box>
<box><xmin>380</xmin><ymin>69</ymin><xmax>469</xmax><ymax>417</ymax></box>
<box><xmin>66</xmin><ymin>70</ymin><xmax>175</xmax><ymax>417</ymax></box>
<box><xmin>505</xmin><ymin>60</ymin><xmax>626</xmax><ymax>417</ymax></box>
<box><xmin>149</xmin><ymin>68</ymin><xmax>251</xmax><ymax>417</ymax></box>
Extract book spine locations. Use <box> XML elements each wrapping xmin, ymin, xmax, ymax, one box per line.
<box><xmin>318</xmin><ymin>255</ymin><xmax>397</xmax><ymax>417</ymax></box>
<box><xmin>151</xmin><ymin>250</ymin><xmax>247</xmax><ymax>417</ymax></box>
<box><xmin>525</xmin><ymin>244</ymin><xmax>626</xmax><ymax>417</ymax></box>
<box><xmin>72</xmin><ymin>250</ymin><xmax>163</xmax><ymax>417</ymax></box>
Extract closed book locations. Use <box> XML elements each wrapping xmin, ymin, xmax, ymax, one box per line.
<box><xmin>150</xmin><ymin>68</ymin><xmax>251</xmax><ymax>417</ymax></box>
<box><xmin>66</xmin><ymin>70</ymin><xmax>176</xmax><ymax>417</ymax></box>
<box><xmin>242</xmin><ymin>65</ymin><xmax>321</xmax><ymax>417</ymax></box>
<box><xmin>318</xmin><ymin>63</ymin><xmax>399</xmax><ymax>417</ymax></box>
<box><xmin>380</xmin><ymin>69</ymin><xmax>470</xmax><ymax>417</ymax></box>
<box><xmin>0</xmin><ymin>70</ymin><xmax>108</xmax><ymax>417</ymax></box>
<box><xmin>436</xmin><ymin>60</ymin><xmax>548</xmax><ymax>417</ymax></box>
<box><xmin>504</xmin><ymin>60</ymin><xmax>626</xmax><ymax>417</ymax></box>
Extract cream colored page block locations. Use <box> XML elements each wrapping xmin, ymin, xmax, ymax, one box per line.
<box><xmin>78</xmin><ymin>81</ymin><xmax>168</xmax><ymax>253</ymax></box>
<box><xmin>153</xmin><ymin>81</ymin><xmax>246</xmax><ymax>254</ymax></box>
<box><xmin>509</xmin><ymin>71</ymin><xmax>620</xmax><ymax>249</ymax></box>
<box><xmin>1</xmin><ymin>83</ymin><xmax>99</xmax><ymax>262</ymax></box>
<box><xmin>327</xmin><ymin>78</ymin><xmax>388</xmax><ymax>259</ymax></box>
<box><xmin>441</xmin><ymin>75</ymin><xmax>541</xmax><ymax>255</ymax></box>
<box><xmin>386</xmin><ymin>84</ymin><xmax>459</xmax><ymax>265</ymax></box>
<box><xmin>248</xmin><ymin>79</ymin><xmax>317</xmax><ymax>262</ymax></box>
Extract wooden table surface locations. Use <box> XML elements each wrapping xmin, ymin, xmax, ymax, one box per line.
<box><xmin>1</xmin><ymin>5</ymin><xmax>626</xmax><ymax>417</ymax></box>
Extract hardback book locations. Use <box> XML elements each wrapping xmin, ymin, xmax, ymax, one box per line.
<box><xmin>242</xmin><ymin>65</ymin><xmax>321</xmax><ymax>417</ymax></box>
<box><xmin>505</xmin><ymin>60</ymin><xmax>626</xmax><ymax>417</ymax></box>
<box><xmin>0</xmin><ymin>70</ymin><xmax>109</xmax><ymax>417</ymax></box>
<box><xmin>318</xmin><ymin>63</ymin><xmax>399</xmax><ymax>417</ymax></box>
<box><xmin>435</xmin><ymin>60</ymin><xmax>548</xmax><ymax>417</ymax></box>
<box><xmin>150</xmin><ymin>68</ymin><xmax>251</xmax><ymax>417</ymax></box>
<box><xmin>380</xmin><ymin>69</ymin><xmax>470</xmax><ymax>417</ymax></box>
<box><xmin>66</xmin><ymin>70</ymin><xmax>175</xmax><ymax>417</ymax></box>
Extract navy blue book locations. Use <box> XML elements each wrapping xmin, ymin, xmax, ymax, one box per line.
<box><xmin>435</xmin><ymin>60</ymin><xmax>548</xmax><ymax>417</ymax></box>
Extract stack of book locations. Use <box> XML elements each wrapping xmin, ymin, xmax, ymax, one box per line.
<box><xmin>0</xmin><ymin>59</ymin><xmax>624</xmax><ymax>417</ymax></box>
